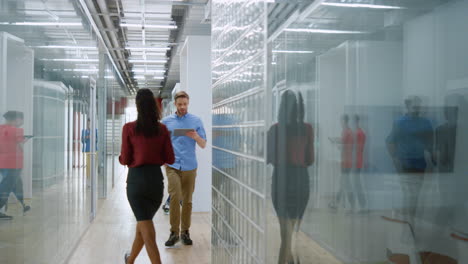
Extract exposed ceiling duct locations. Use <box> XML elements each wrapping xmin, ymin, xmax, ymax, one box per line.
<box><xmin>82</xmin><ymin>0</ymin><xmax>135</xmax><ymax>93</ymax></box>
<box><xmin>163</xmin><ymin>0</ymin><xmax>210</xmax><ymax>98</ymax></box>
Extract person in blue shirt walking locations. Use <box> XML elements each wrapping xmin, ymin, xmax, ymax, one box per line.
<box><xmin>82</xmin><ymin>118</ymin><xmax>97</xmax><ymax>186</ymax></box>
<box><xmin>162</xmin><ymin>91</ymin><xmax>206</xmax><ymax>247</ymax></box>
<box><xmin>386</xmin><ymin>96</ymin><xmax>434</xmax><ymax>224</ymax></box>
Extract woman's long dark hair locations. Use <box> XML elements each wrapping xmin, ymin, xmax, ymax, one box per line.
<box><xmin>135</xmin><ymin>89</ymin><xmax>161</xmax><ymax>137</ymax></box>
<box><xmin>278</xmin><ymin>90</ymin><xmax>305</xmax><ymax>136</ymax></box>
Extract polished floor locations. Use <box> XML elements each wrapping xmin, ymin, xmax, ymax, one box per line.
<box><xmin>2</xmin><ymin>161</ymin><xmax>445</xmax><ymax>264</ymax></box>
<box><xmin>0</xmin><ymin>168</ymin><xmax>91</xmax><ymax>264</ymax></box>
<box><xmin>67</xmin><ymin>167</ymin><xmax>211</xmax><ymax>264</ymax></box>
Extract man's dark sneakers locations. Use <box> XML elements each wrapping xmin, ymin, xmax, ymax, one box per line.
<box><xmin>165</xmin><ymin>232</ymin><xmax>179</xmax><ymax>247</ymax></box>
<box><xmin>181</xmin><ymin>231</ymin><xmax>193</xmax><ymax>245</ymax></box>
<box><xmin>162</xmin><ymin>204</ymin><xmax>169</xmax><ymax>215</ymax></box>
<box><xmin>0</xmin><ymin>212</ymin><xmax>13</xmax><ymax>220</ymax></box>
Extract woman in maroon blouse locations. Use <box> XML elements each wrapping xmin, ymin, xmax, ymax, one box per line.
<box><xmin>119</xmin><ymin>89</ymin><xmax>175</xmax><ymax>264</ymax></box>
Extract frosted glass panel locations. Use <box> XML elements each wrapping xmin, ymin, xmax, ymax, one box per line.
<box><xmin>213</xmin><ymin>0</ymin><xmax>468</xmax><ymax>263</ymax></box>
<box><xmin>0</xmin><ymin>1</ymin><xmax>123</xmax><ymax>262</ymax></box>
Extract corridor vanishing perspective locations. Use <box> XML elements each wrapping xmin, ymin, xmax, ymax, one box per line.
<box><xmin>1</xmin><ymin>0</ymin><xmax>468</xmax><ymax>264</ymax></box>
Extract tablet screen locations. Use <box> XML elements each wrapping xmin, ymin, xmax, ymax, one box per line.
<box><xmin>173</xmin><ymin>129</ymin><xmax>195</xmax><ymax>136</ymax></box>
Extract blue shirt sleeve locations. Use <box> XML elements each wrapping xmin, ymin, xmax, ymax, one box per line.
<box><xmin>197</xmin><ymin>118</ymin><xmax>207</xmax><ymax>141</ymax></box>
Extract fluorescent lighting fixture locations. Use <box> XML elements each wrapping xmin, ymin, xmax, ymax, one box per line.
<box><xmin>50</xmin><ymin>68</ymin><xmax>99</xmax><ymax>72</ymax></box>
<box><xmin>41</xmin><ymin>58</ymin><xmax>99</xmax><ymax>62</ymax></box>
<box><xmin>129</xmin><ymin>59</ymin><xmax>167</xmax><ymax>63</ymax></box>
<box><xmin>0</xmin><ymin>22</ymin><xmax>82</xmax><ymax>27</ymax></box>
<box><xmin>126</xmin><ymin>47</ymin><xmax>170</xmax><ymax>51</ymax></box>
<box><xmin>124</xmin><ymin>13</ymin><xmax>172</xmax><ymax>18</ymax></box>
<box><xmin>120</xmin><ymin>23</ymin><xmax>177</xmax><ymax>29</ymax></box>
<box><xmin>132</xmin><ymin>69</ymin><xmax>166</xmax><ymax>73</ymax></box>
<box><xmin>134</xmin><ymin>75</ymin><xmax>146</xmax><ymax>80</ymax></box>
<box><xmin>81</xmin><ymin>76</ymin><xmax>90</xmax><ymax>79</ymax></box>
<box><xmin>285</xmin><ymin>28</ymin><xmax>367</xmax><ymax>34</ymax></box>
<box><xmin>34</xmin><ymin>45</ymin><xmax>97</xmax><ymax>50</ymax></box>
<box><xmin>154</xmin><ymin>76</ymin><xmax>165</xmax><ymax>80</ymax></box>
<box><xmin>130</xmin><ymin>52</ymin><xmax>167</xmax><ymax>56</ymax></box>
<box><xmin>75</xmin><ymin>69</ymin><xmax>99</xmax><ymax>72</ymax></box>
<box><xmin>105</xmin><ymin>76</ymin><xmax>113</xmax><ymax>79</ymax></box>
<box><xmin>273</xmin><ymin>50</ymin><xmax>314</xmax><ymax>54</ymax></box>
<box><xmin>322</xmin><ymin>2</ymin><xmax>406</xmax><ymax>10</ymax></box>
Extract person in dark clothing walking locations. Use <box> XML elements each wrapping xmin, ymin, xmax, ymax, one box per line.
<box><xmin>267</xmin><ymin>91</ymin><xmax>315</xmax><ymax>264</ymax></box>
<box><xmin>119</xmin><ymin>89</ymin><xmax>175</xmax><ymax>264</ymax></box>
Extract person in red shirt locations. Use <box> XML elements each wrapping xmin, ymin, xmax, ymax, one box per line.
<box><xmin>0</xmin><ymin>111</ymin><xmax>30</xmax><ymax>220</ymax></box>
<box><xmin>329</xmin><ymin>114</ymin><xmax>356</xmax><ymax>210</ymax></box>
<box><xmin>119</xmin><ymin>89</ymin><xmax>175</xmax><ymax>264</ymax></box>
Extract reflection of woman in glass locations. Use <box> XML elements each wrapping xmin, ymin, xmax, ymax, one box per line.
<box><xmin>267</xmin><ymin>90</ymin><xmax>314</xmax><ymax>264</ymax></box>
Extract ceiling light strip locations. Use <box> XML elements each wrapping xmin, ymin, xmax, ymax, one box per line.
<box><xmin>0</xmin><ymin>22</ymin><xmax>82</xmax><ymax>27</ymax></box>
<box><xmin>120</xmin><ymin>23</ymin><xmax>177</xmax><ymax>29</ymax></box>
<box><xmin>272</xmin><ymin>50</ymin><xmax>314</xmax><ymax>54</ymax></box>
<box><xmin>284</xmin><ymin>28</ymin><xmax>367</xmax><ymax>34</ymax></box>
<box><xmin>34</xmin><ymin>45</ymin><xmax>97</xmax><ymax>49</ymax></box>
<box><xmin>40</xmin><ymin>58</ymin><xmax>99</xmax><ymax>62</ymax></box>
<box><xmin>129</xmin><ymin>59</ymin><xmax>167</xmax><ymax>63</ymax></box>
<box><xmin>126</xmin><ymin>46</ymin><xmax>170</xmax><ymax>51</ymax></box>
<box><xmin>322</xmin><ymin>2</ymin><xmax>406</xmax><ymax>9</ymax></box>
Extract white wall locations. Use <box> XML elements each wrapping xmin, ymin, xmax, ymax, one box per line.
<box><xmin>179</xmin><ymin>35</ymin><xmax>212</xmax><ymax>212</ymax></box>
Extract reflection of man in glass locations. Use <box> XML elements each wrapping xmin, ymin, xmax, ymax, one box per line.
<box><xmin>267</xmin><ymin>91</ymin><xmax>314</xmax><ymax>264</ymax></box>
<box><xmin>386</xmin><ymin>96</ymin><xmax>434</xmax><ymax>223</ymax></box>
<box><xmin>0</xmin><ymin>111</ymin><xmax>30</xmax><ymax>220</ymax></box>
<box><xmin>81</xmin><ymin>118</ymin><xmax>97</xmax><ymax>186</ymax></box>
<box><xmin>329</xmin><ymin>114</ymin><xmax>357</xmax><ymax>210</ymax></box>
<box><xmin>212</xmin><ymin>111</ymin><xmax>239</xmax><ymax>232</ymax></box>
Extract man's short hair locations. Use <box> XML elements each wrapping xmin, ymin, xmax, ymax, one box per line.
<box><xmin>174</xmin><ymin>91</ymin><xmax>189</xmax><ymax>101</ymax></box>
<box><xmin>3</xmin><ymin>111</ymin><xmax>23</xmax><ymax>121</ymax></box>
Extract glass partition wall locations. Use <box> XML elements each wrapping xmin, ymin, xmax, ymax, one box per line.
<box><xmin>0</xmin><ymin>1</ymin><xmax>125</xmax><ymax>263</ymax></box>
<box><xmin>212</xmin><ymin>0</ymin><xmax>468</xmax><ymax>263</ymax></box>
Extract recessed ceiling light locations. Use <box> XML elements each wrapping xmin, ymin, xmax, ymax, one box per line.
<box><xmin>41</xmin><ymin>58</ymin><xmax>99</xmax><ymax>62</ymax></box>
<box><xmin>129</xmin><ymin>59</ymin><xmax>167</xmax><ymax>63</ymax></box>
<box><xmin>33</xmin><ymin>45</ymin><xmax>97</xmax><ymax>49</ymax></box>
<box><xmin>120</xmin><ymin>23</ymin><xmax>177</xmax><ymax>29</ymax></box>
<box><xmin>0</xmin><ymin>22</ymin><xmax>82</xmax><ymax>27</ymax></box>
<box><xmin>321</xmin><ymin>2</ymin><xmax>406</xmax><ymax>10</ymax></box>
<box><xmin>272</xmin><ymin>50</ymin><xmax>314</xmax><ymax>54</ymax></box>
<box><xmin>126</xmin><ymin>46</ymin><xmax>170</xmax><ymax>51</ymax></box>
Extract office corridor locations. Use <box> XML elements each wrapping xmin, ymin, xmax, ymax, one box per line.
<box><xmin>2</xmin><ymin>0</ymin><xmax>468</xmax><ymax>263</ymax></box>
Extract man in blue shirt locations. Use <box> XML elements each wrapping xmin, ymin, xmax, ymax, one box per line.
<box><xmin>81</xmin><ymin>118</ymin><xmax>97</xmax><ymax>187</ymax></box>
<box><xmin>162</xmin><ymin>91</ymin><xmax>206</xmax><ymax>246</ymax></box>
<box><xmin>386</xmin><ymin>96</ymin><xmax>434</xmax><ymax>224</ymax></box>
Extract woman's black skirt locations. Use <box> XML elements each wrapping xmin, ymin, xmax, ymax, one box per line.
<box><xmin>126</xmin><ymin>165</ymin><xmax>164</xmax><ymax>221</ymax></box>
<box><xmin>272</xmin><ymin>165</ymin><xmax>310</xmax><ymax>220</ymax></box>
